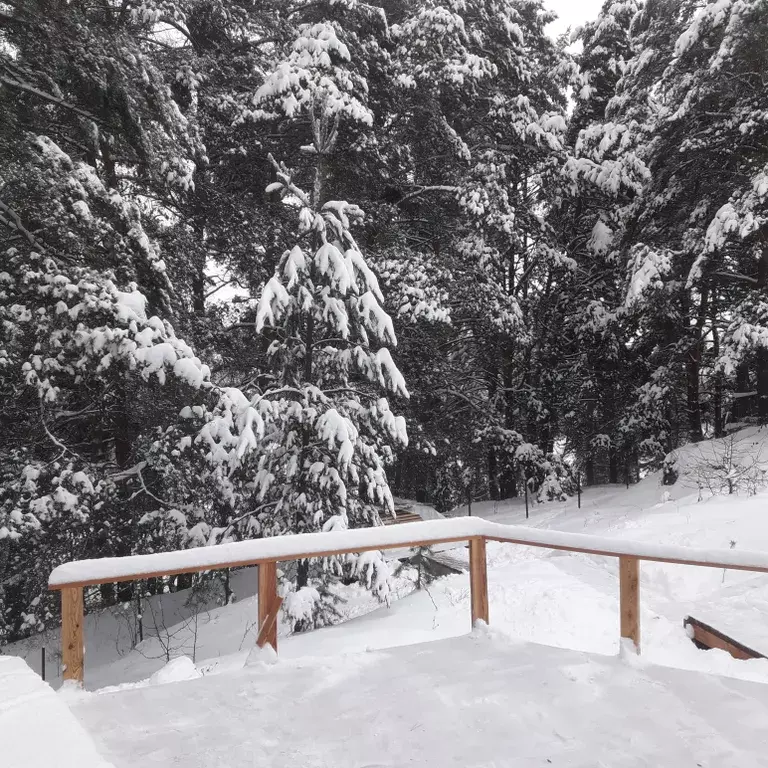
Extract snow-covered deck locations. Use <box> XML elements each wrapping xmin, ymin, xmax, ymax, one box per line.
<box><xmin>1</xmin><ymin>655</ymin><xmax>112</xmax><ymax>768</ymax></box>
<box><xmin>70</xmin><ymin>631</ymin><xmax>768</xmax><ymax>768</ymax></box>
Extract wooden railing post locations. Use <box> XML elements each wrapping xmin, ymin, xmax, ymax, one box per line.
<box><xmin>257</xmin><ymin>561</ymin><xmax>281</xmax><ymax>652</ymax></box>
<box><xmin>469</xmin><ymin>537</ymin><xmax>489</xmax><ymax>626</ymax></box>
<box><xmin>61</xmin><ymin>586</ymin><xmax>84</xmax><ymax>684</ymax></box>
<box><xmin>619</xmin><ymin>556</ymin><xmax>640</xmax><ymax>653</ymax></box>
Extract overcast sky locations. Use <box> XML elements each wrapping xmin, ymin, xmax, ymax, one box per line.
<box><xmin>544</xmin><ymin>0</ymin><xmax>605</xmax><ymax>38</ymax></box>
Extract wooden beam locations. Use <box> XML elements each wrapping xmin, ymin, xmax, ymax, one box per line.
<box><xmin>257</xmin><ymin>561</ymin><xmax>280</xmax><ymax>651</ymax></box>
<box><xmin>469</xmin><ymin>537</ymin><xmax>489</xmax><ymax>626</ymax></box>
<box><xmin>485</xmin><ymin>535</ymin><xmax>768</xmax><ymax>574</ymax></box>
<box><xmin>51</xmin><ymin>522</ymin><xmax>768</xmax><ymax>591</ymax></box>
<box><xmin>619</xmin><ymin>557</ymin><xmax>640</xmax><ymax>653</ymax></box>
<box><xmin>61</xmin><ymin>586</ymin><xmax>84</xmax><ymax>684</ymax></box>
<box><xmin>49</xmin><ymin>534</ymin><xmax>476</xmax><ymax>589</ymax></box>
<box><xmin>683</xmin><ymin>616</ymin><xmax>765</xmax><ymax>661</ymax></box>
<box><xmin>256</xmin><ymin>595</ymin><xmax>283</xmax><ymax>650</ymax></box>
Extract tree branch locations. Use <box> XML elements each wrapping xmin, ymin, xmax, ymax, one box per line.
<box><xmin>398</xmin><ymin>185</ymin><xmax>459</xmax><ymax>204</ymax></box>
<box><xmin>0</xmin><ymin>199</ymin><xmax>76</xmax><ymax>264</ymax></box>
<box><xmin>0</xmin><ymin>71</ymin><xmax>103</xmax><ymax>124</ymax></box>
<box><xmin>714</xmin><ymin>271</ymin><xmax>758</xmax><ymax>286</ymax></box>
<box><xmin>0</xmin><ymin>199</ymin><xmax>44</xmax><ymax>250</ymax></box>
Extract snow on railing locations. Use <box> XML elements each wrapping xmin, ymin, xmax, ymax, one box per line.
<box><xmin>49</xmin><ymin>518</ymin><xmax>768</xmax><ymax>685</ymax></box>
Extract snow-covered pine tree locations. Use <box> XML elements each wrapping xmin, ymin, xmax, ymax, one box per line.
<box><xmin>0</xmin><ymin>0</ymin><xmax>213</xmax><ymax>640</ymax></box>
<box><xmin>554</xmin><ymin>0</ymin><xmax>644</xmax><ymax>484</ymax></box>
<box><xmin>199</xmin><ymin>153</ymin><xmax>408</xmax><ymax>629</ymax></box>
<box><xmin>381</xmin><ymin>0</ymin><xmax>575</xmax><ymax>505</ymax></box>
<box><xmin>668</xmin><ymin>0</ymin><xmax>768</xmax><ymax>427</ymax></box>
<box><xmin>206</xmin><ymin>10</ymin><xmax>404</xmax><ymax>628</ymax></box>
<box><xmin>569</xmin><ymin>1</ymin><xmax>641</xmax><ymax>135</ymax></box>
<box><xmin>596</xmin><ymin>0</ymin><xmax>768</xmax><ymax>461</ymax></box>
<box><xmin>0</xmin><ymin>242</ymin><xmax>211</xmax><ymax>640</ymax></box>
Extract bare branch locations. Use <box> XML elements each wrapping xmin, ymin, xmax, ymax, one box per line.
<box><xmin>714</xmin><ymin>271</ymin><xmax>758</xmax><ymax>286</ymax></box>
<box><xmin>129</xmin><ymin>466</ymin><xmax>178</xmax><ymax>509</ymax></box>
<box><xmin>266</xmin><ymin>153</ymin><xmax>313</xmax><ymax>208</ymax></box>
<box><xmin>0</xmin><ymin>199</ymin><xmax>77</xmax><ymax>264</ymax></box>
<box><xmin>398</xmin><ymin>185</ymin><xmax>459</xmax><ymax>204</ymax></box>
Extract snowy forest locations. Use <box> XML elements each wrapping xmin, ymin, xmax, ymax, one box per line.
<box><xmin>1</xmin><ymin>0</ymin><xmax>767</xmax><ymax>642</ymax></box>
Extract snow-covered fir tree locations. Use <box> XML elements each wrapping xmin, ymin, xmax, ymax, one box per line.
<box><xmin>197</xmin><ymin>155</ymin><xmax>408</xmax><ymax>629</ymax></box>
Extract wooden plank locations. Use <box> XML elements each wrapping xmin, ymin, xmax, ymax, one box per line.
<box><xmin>61</xmin><ymin>586</ymin><xmax>84</xmax><ymax>684</ymax></box>
<box><xmin>51</xmin><ymin>524</ymin><xmax>768</xmax><ymax>591</ymax></box>
<box><xmin>256</xmin><ymin>596</ymin><xmax>284</xmax><ymax>650</ymax></box>
<box><xmin>49</xmin><ymin>534</ymin><xmax>477</xmax><ymax>589</ymax></box>
<box><xmin>619</xmin><ymin>557</ymin><xmax>640</xmax><ymax>653</ymax></box>
<box><xmin>469</xmin><ymin>537</ymin><xmax>489</xmax><ymax>626</ymax></box>
<box><xmin>683</xmin><ymin>616</ymin><xmax>766</xmax><ymax>661</ymax></box>
<box><xmin>486</xmin><ymin>535</ymin><xmax>768</xmax><ymax>575</ymax></box>
<box><xmin>383</xmin><ymin>513</ymin><xmax>423</xmax><ymax>526</ymax></box>
<box><xmin>257</xmin><ymin>561</ymin><xmax>279</xmax><ymax>651</ymax></box>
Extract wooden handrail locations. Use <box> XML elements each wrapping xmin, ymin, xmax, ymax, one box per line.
<box><xmin>49</xmin><ymin>519</ymin><xmax>768</xmax><ymax>589</ymax></box>
<box><xmin>49</xmin><ymin>518</ymin><xmax>768</xmax><ymax>684</ymax></box>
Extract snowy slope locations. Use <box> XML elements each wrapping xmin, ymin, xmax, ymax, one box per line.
<box><xmin>71</xmin><ymin>630</ymin><xmax>768</xmax><ymax>768</ymax></box>
<box><xmin>6</xmin><ymin>428</ymin><xmax>768</xmax><ymax>690</ymax></box>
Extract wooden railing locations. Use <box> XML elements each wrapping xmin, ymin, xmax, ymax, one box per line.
<box><xmin>48</xmin><ymin>517</ymin><xmax>768</xmax><ymax>684</ymax></box>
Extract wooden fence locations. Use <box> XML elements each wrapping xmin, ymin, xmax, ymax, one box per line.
<box><xmin>48</xmin><ymin>518</ymin><xmax>768</xmax><ymax>684</ymax></box>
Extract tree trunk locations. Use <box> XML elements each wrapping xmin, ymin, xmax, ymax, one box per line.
<box><xmin>487</xmin><ymin>450</ymin><xmax>500</xmax><ymax>500</ymax></box>
<box><xmin>686</xmin><ymin>354</ymin><xmax>703</xmax><ymax>442</ymax></box>
<box><xmin>609</xmin><ymin>448</ymin><xmax>618</xmax><ymax>484</ymax></box>
<box><xmin>190</xmin><ymin>176</ymin><xmax>209</xmax><ymax>315</ymax></box>
<box><xmin>757</xmin><ymin>248</ymin><xmax>768</xmax><ymax>420</ymax></box>
<box><xmin>711</xmin><ymin>296</ymin><xmax>724</xmax><ymax>437</ymax></box>
<box><xmin>585</xmin><ymin>456</ymin><xmax>595</xmax><ymax>486</ymax></box>
<box><xmin>296</xmin><ymin>559</ymin><xmax>309</xmax><ymax>590</ymax></box>
<box><xmin>733</xmin><ymin>363</ymin><xmax>751</xmax><ymax>421</ymax></box>
<box><xmin>191</xmin><ymin>267</ymin><xmax>205</xmax><ymax>314</ymax></box>
<box><xmin>686</xmin><ymin>287</ymin><xmax>709</xmax><ymax>442</ymax></box>
<box><xmin>756</xmin><ymin>350</ymin><xmax>768</xmax><ymax>421</ymax></box>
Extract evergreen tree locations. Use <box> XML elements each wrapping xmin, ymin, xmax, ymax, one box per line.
<box><xmin>197</xmin><ymin>151</ymin><xmax>408</xmax><ymax>628</ymax></box>
<box><xmin>608</xmin><ymin>0</ymin><xmax>768</xmax><ymax>460</ymax></box>
<box><xmin>0</xmin><ymin>0</ymin><xmax>211</xmax><ymax>640</ymax></box>
<box><xmin>555</xmin><ymin>0</ymin><xmax>643</xmax><ymax>484</ymax></box>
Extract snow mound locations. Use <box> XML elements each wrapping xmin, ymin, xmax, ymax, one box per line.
<box><xmin>245</xmin><ymin>644</ymin><xmax>278</xmax><ymax>667</ymax></box>
<box><xmin>148</xmin><ymin>656</ymin><xmax>201</xmax><ymax>685</ymax></box>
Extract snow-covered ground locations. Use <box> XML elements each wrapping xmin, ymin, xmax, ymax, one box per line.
<box><xmin>4</xmin><ymin>428</ymin><xmax>768</xmax><ymax>765</ymax></box>
<box><xmin>6</xmin><ymin>428</ymin><xmax>768</xmax><ymax>691</ymax></box>
<box><xmin>71</xmin><ymin>630</ymin><xmax>768</xmax><ymax>768</ymax></box>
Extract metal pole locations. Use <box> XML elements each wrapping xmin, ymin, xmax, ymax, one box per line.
<box><xmin>41</xmin><ymin>647</ymin><xmax>45</xmax><ymax>681</ymax></box>
<box><xmin>577</xmin><ymin>472</ymin><xmax>581</xmax><ymax>509</ymax></box>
